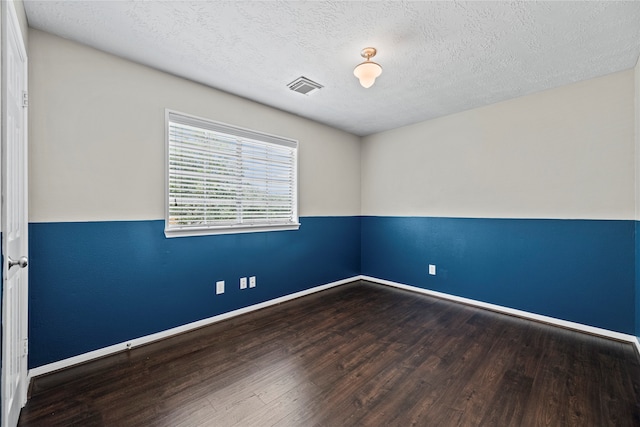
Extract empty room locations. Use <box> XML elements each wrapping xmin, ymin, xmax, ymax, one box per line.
<box><xmin>1</xmin><ymin>1</ymin><xmax>640</xmax><ymax>426</ymax></box>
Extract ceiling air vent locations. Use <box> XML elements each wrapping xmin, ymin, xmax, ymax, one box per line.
<box><xmin>287</xmin><ymin>76</ymin><xmax>323</xmax><ymax>96</ymax></box>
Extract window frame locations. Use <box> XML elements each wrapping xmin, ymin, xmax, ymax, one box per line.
<box><xmin>164</xmin><ymin>109</ymin><xmax>300</xmax><ymax>238</ymax></box>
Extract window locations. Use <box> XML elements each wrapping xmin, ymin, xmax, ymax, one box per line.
<box><xmin>165</xmin><ymin>110</ymin><xmax>299</xmax><ymax>237</ymax></box>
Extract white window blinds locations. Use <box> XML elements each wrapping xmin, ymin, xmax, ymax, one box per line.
<box><xmin>165</xmin><ymin>111</ymin><xmax>299</xmax><ymax>237</ymax></box>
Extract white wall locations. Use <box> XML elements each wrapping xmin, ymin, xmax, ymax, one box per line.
<box><xmin>361</xmin><ymin>70</ymin><xmax>635</xmax><ymax>220</ymax></box>
<box><xmin>28</xmin><ymin>28</ymin><xmax>639</xmax><ymax>223</ymax></box>
<box><xmin>635</xmin><ymin>57</ymin><xmax>640</xmax><ymax>221</ymax></box>
<box><xmin>28</xmin><ymin>29</ymin><xmax>361</xmax><ymax>223</ymax></box>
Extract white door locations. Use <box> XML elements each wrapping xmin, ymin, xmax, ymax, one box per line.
<box><xmin>1</xmin><ymin>1</ymin><xmax>28</xmax><ymax>426</ymax></box>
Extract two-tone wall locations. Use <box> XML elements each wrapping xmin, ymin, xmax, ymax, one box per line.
<box><xmin>361</xmin><ymin>70</ymin><xmax>637</xmax><ymax>335</ymax></box>
<box><xmin>27</xmin><ymin>30</ymin><xmax>361</xmax><ymax>367</ymax></box>
<box><xmin>635</xmin><ymin>58</ymin><xmax>640</xmax><ymax>344</ymax></box>
<box><xmin>27</xmin><ymin>28</ymin><xmax>640</xmax><ymax>370</ymax></box>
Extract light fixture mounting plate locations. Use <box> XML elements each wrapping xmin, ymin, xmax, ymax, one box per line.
<box><xmin>361</xmin><ymin>47</ymin><xmax>377</xmax><ymax>59</ymax></box>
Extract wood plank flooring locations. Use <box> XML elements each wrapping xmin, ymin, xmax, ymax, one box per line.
<box><xmin>19</xmin><ymin>280</ymin><xmax>640</xmax><ymax>426</ymax></box>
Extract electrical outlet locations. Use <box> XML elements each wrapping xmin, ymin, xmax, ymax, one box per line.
<box><xmin>249</xmin><ymin>276</ymin><xmax>256</xmax><ymax>288</ymax></box>
<box><xmin>216</xmin><ymin>280</ymin><xmax>225</xmax><ymax>294</ymax></box>
<box><xmin>429</xmin><ymin>264</ymin><xmax>436</xmax><ymax>275</ymax></box>
<box><xmin>240</xmin><ymin>277</ymin><xmax>247</xmax><ymax>289</ymax></box>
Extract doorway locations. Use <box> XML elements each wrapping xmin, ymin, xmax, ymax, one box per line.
<box><xmin>1</xmin><ymin>1</ymin><xmax>29</xmax><ymax>426</ymax></box>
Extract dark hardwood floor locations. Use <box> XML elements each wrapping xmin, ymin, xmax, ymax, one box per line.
<box><xmin>19</xmin><ymin>280</ymin><xmax>640</xmax><ymax>426</ymax></box>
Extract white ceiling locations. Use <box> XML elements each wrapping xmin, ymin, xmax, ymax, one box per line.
<box><xmin>24</xmin><ymin>1</ymin><xmax>640</xmax><ymax>136</ymax></box>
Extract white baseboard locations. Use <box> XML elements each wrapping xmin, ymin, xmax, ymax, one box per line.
<box><xmin>359</xmin><ymin>275</ymin><xmax>638</xmax><ymax>344</ymax></box>
<box><xmin>29</xmin><ymin>274</ymin><xmax>639</xmax><ymax>381</ymax></box>
<box><xmin>28</xmin><ymin>276</ymin><xmax>358</xmax><ymax>380</ymax></box>
<box><xmin>634</xmin><ymin>337</ymin><xmax>640</xmax><ymax>357</ymax></box>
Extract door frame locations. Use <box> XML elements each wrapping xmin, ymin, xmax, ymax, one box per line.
<box><xmin>1</xmin><ymin>1</ymin><xmax>29</xmax><ymax>425</ymax></box>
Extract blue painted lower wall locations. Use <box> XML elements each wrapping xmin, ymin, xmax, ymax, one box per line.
<box><xmin>28</xmin><ymin>216</ymin><xmax>361</xmax><ymax>368</ymax></box>
<box><xmin>361</xmin><ymin>216</ymin><xmax>635</xmax><ymax>335</ymax></box>
<box><xmin>636</xmin><ymin>221</ymin><xmax>640</xmax><ymax>343</ymax></box>
<box><xmin>29</xmin><ymin>215</ymin><xmax>637</xmax><ymax>368</ymax></box>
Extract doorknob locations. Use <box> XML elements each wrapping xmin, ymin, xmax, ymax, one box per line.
<box><xmin>8</xmin><ymin>256</ymin><xmax>28</xmax><ymax>269</ymax></box>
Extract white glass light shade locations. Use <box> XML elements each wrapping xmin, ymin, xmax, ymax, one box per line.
<box><xmin>353</xmin><ymin>61</ymin><xmax>382</xmax><ymax>88</ymax></box>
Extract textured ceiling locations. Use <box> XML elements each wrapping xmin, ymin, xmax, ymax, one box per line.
<box><xmin>23</xmin><ymin>1</ymin><xmax>640</xmax><ymax>136</ymax></box>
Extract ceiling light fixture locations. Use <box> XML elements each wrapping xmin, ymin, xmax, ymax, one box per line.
<box><xmin>353</xmin><ymin>47</ymin><xmax>382</xmax><ymax>88</ymax></box>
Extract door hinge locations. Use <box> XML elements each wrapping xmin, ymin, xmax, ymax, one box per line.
<box><xmin>23</xmin><ymin>339</ymin><xmax>28</xmax><ymax>356</ymax></box>
<box><xmin>22</xmin><ymin>91</ymin><xmax>28</xmax><ymax>108</ymax></box>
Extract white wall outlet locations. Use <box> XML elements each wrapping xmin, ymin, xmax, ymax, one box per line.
<box><xmin>429</xmin><ymin>264</ymin><xmax>436</xmax><ymax>275</ymax></box>
<box><xmin>249</xmin><ymin>276</ymin><xmax>256</xmax><ymax>288</ymax></box>
<box><xmin>216</xmin><ymin>280</ymin><xmax>225</xmax><ymax>294</ymax></box>
<box><xmin>240</xmin><ymin>277</ymin><xmax>247</xmax><ymax>289</ymax></box>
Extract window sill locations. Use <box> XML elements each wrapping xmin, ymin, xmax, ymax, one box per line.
<box><xmin>164</xmin><ymin>223</ymin><xmax>301</xmax><ymax>238</ymax></box>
